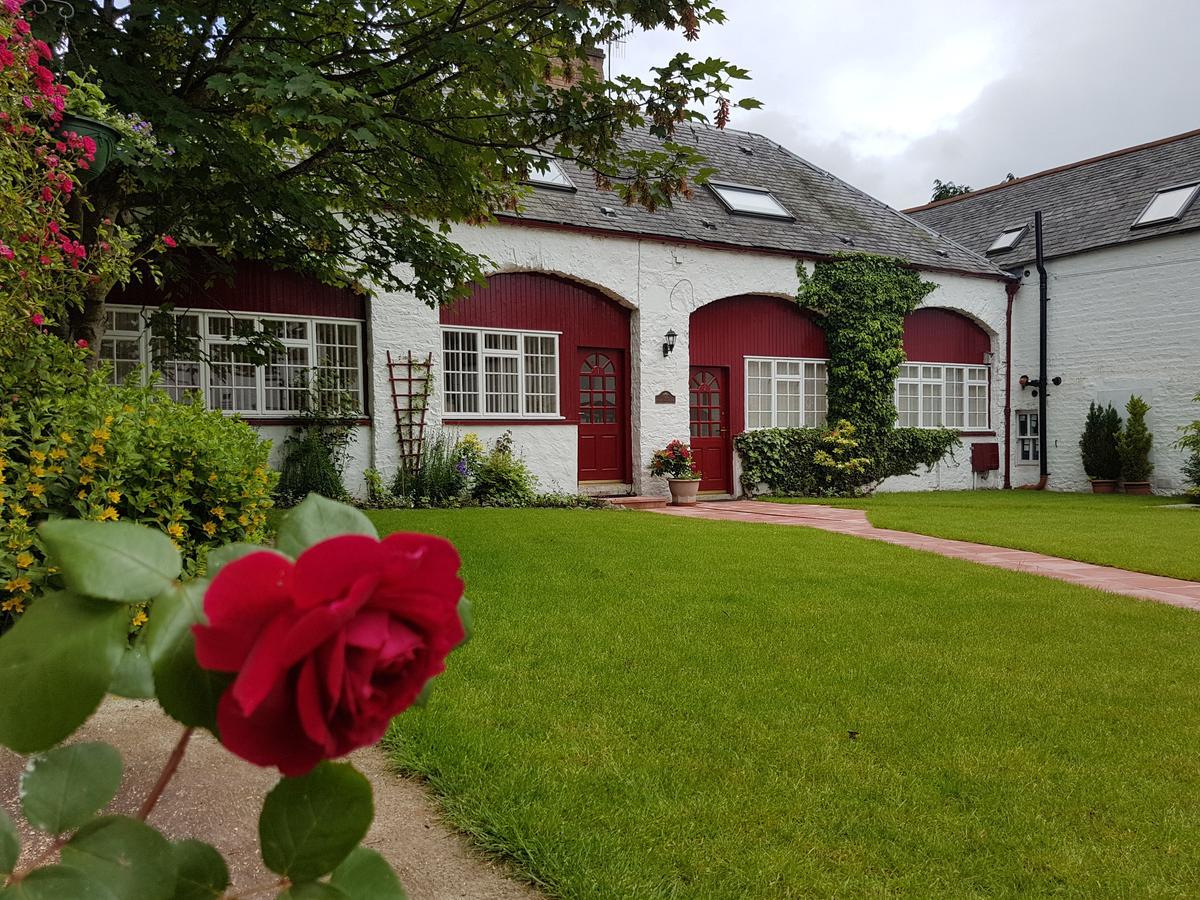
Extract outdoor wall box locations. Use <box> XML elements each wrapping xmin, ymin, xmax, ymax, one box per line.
<box><xmin>971</xmin><ymin>443</ymin><xmax>1000</xmax><ymax>473</ymax></box>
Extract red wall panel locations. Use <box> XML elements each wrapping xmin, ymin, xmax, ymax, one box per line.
<box><xmin>110</xmin><ymin>260</ymin><xmax>366</xmax><ymax>320</ymax></box>
<box><xmin>903</xmin><ymin>308</ymin><xmax>990</xmax><ymax>364</ymax></box>
<box><xmin>440</xmin><ymin>272</ymin><xmax>631</xmax><ymax>424</ymax></box>
<box><xmin>689</xmin><ymin>295</ymin><xmax>828</xmax><ymax>434</ymax></box>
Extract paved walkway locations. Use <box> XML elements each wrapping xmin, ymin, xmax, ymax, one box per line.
<box><xmin>652</xmin><ymin>501</ymin><xmax>1200</xmax><ymax>612</ymax></box>
<box><xmin>1</xmin><ymin>698</ymin><xmax>538</xmax><ymax>900</ymax></box>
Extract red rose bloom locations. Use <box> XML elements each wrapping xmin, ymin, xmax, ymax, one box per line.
<box><xmin>193</xmin><ymin>533</ymin><xmax>466</xmax><ymax>775</ymax></box>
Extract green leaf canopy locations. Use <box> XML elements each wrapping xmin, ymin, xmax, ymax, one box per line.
<box><xmin>47</xmin><ymin>0</ymin><xmax>756</xmax><ymax>336</ymax></box>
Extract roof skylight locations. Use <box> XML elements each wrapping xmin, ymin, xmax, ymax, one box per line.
<box><xmin>524</xmin><ymin>154</ymin><xmax>574</xmax><ymax>191</ymax></box>
<box><xmin>986</xmin><ymin>226</ymin><xmax>1027</xmax><ymax>254</ymax></box>
<box><xmin>708</xmin><ymin>182</ymin><xmax>792</xmax><ymax>220</ymax></box>
<box><xmin>1132</xmin><ymin>182</ymin><xmax>1200</xmax><ymax>227</ymax></box>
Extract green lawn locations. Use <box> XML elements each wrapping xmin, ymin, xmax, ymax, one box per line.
<box><xmin>375</xmin><ymin>508</ymin><xmax>1200</xmax><ymax>898</ymax></box>
<box><xmin>766</xmin><ymin>491</ymin><xmax>1200</xmax><ymax>582</ymax></box>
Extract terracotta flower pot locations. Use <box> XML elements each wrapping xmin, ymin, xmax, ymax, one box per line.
<box><xmin>1122</xmin><ymin>481</ymin><xmax>1152</xmax><ymax>495</ymax></box>
<box><xmin>667</xmin><ymin>478</ymin><xmax>701</xmax><ymax>506</ymax></box>
<box><xmin>1089</xmin><ymin>479</ymin><xmax>1118</xmax><ymax>494</ymax></box>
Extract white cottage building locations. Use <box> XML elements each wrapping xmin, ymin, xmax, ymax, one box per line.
<box><xmin>107</xmin><ymin>123</ymin><xmax>1019</xmax><ymax>498</ymax></box>
<box><xmin>908</xmin><ymin>127</ymin><xmax>1200</xmax><ymax>494</ymax></box>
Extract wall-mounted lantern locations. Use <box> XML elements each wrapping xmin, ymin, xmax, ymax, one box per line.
<box><xmin>662</xmin><ymin>329</ymin><xmax>677</xmax><ymax>358</ymax></box>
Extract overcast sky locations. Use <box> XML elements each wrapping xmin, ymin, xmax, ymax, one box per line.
<box><xmin>615</xmin><ymin>0</ymin><xmax>1200</xmax><ymax>209</ymax></box>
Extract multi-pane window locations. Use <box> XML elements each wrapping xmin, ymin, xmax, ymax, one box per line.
<box><xmin>103</xmin><ymin>306</ymin><xmax>363</xmax><ymax>416</ymax></box>
<box><xmin>441</xmin><ymin>327</ymin><xmax>560</xmax><ymax>418</ymax></box>
<box><xmin>745</xmin><ymin>358</ymin><xmax>828</xmax><ymax>429</ymax></box>
<box><xmin>1017</xmin><ymin>411</ymin><xmax>1040</xmax><ymax>463</ymax></box>
<box><xmin>100</xmin><ymin>309</ymin><xmax>144</xmax><ymax>383</ymax></box>
<box><xmin>896</xmin><ymin>364</ymin><xmax>989</xmax><ymax>429</ymax></box>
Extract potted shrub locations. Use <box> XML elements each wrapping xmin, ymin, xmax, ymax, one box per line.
<box><xmin>1118</xmin><ymin>394</ymin><xmax>1154</xmax><ymax>494</ymax></box>
<box><xmin>1079</xmin><ymin>401</ymin><xmax>1122</xmax><ymax>492</ymax></box>
<box><xmin>650</xmin><ymin>439</ymin><xmax>701</xmax><ymax>505</ymax></box>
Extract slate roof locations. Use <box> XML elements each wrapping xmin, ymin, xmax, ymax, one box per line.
<box><xmin>905</xmin><ymin>127</ymin><xmax>1200</xmax><ymax>266</ymax></box>
<box><xmin>501</xmin><ymin>122</ymin><xmax>1006</xmax><ymax>279</ymax></box>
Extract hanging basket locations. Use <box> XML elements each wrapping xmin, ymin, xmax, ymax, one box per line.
<box><xmin>58</xmin><ymin>114</ymin><xmax>121</xmax><ymax>181</ymax></box>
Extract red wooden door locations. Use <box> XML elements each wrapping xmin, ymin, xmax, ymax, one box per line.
<box><xmin>578</xmin><ymin>350</ymin><xmax>626</xmax><ymax>482</ymax></box>
<box><xmin>689</xmin><ymin>367</ymin><xmax>731</xmax><ymax>493</ymax></box>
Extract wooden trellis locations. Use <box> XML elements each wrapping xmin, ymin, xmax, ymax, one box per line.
<box><xmin>386</xmin><ymin>350</ymin><xmax>433</xmax><ymax>476</ymax></box>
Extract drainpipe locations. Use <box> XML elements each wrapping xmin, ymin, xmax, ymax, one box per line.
<box><xmin>1034</xmin><ymin>210</ymin><xmax>1049</xmax><ymax>489</ymax></box>
<box><xmin>1003</xmin><ymin>279</ymin><xmax>1019</xmax><ymax>489</ymax></box>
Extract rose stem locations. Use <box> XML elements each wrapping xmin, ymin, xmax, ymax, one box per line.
<box><xmin>137</xmin><ymin>725</ymin><xmax>195</xmax><ymax>821</ymax></box>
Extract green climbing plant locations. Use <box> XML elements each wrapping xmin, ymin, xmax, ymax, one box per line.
<box><xmin>797</xmin><ymin>252</ymin><xmax>939</xmax><ymax>436</ymax></box>
<box><xmin>731</xmin><ymin>253</ymin><xmax>960</xmax><ymax>496</ymax></box>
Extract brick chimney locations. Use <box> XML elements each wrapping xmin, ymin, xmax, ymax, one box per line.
<box><xmin>546</xmin><ymin>47</ymin><xmax>606</xmax><ymax>88</ymax></box>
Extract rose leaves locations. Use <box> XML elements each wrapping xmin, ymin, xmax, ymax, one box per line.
<box><xmin>274</xmin><ymin>492</ymin><xmax>379</xmax><ymax>558</ymax></box>
<box><xmin>0</xmin><ymin>498</ymin><xmax>420</xmax><ymax>898</ymax></box>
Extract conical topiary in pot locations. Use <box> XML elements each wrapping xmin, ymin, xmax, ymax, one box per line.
<box><xmin>1117</xmin><ymin>395</ymin><xmax>1154</xmax><ymax>494</ymax></box>
<box><xmin>1079</xmin><ymin>401</ymin><xmax>1122</xmax><ymax>492</ymax></box>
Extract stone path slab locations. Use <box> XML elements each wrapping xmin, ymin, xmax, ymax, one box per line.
<box><xmin>652</xmin><ymin>500</ymin><xmax>1200</xmax><ymax>612</ymax></box>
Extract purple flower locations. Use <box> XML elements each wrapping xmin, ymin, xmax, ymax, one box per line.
<box><xmin>455</xmin><ymin>458</ymin><xmax>469</xmax><ymax>476</ymax></box>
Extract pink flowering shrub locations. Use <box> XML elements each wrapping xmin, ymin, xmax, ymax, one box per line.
<box><xmin>0</xmin><ymin>1</ymin><xmax>160</xmax><ymax>324</ymax></box>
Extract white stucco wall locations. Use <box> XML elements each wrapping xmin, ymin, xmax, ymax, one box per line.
<box><xmin>365</xmin><ymin>220</ymin><xmax>1014</xmax><ymax>497</ymax></box>
<box><xmin>1008</xmin><ymin>230</ymin><xmax>1200</xmax><ymax>494</ymax></box>
<box><xmin>258</xmin><ymin>423</ymin><xmax>372</xmax><ymax>499</ymax></box>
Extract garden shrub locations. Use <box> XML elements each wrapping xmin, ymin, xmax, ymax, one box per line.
<box><xmin>275</xmin><ymin>368</ymin><xmax>360</xmax><ymax>506</ymax></box>
<box><xmin>1118</xmin><ymin>395</ymin><xmax>1154</xmax><ymax>483</ymax></box>
<box><xmin>1080</xmin><ymin>401</ymin><xmax>1123</xmax><ymax>480</ymax></box>
<box><xmin>393</xmin><ymin>430</ymin><xmax>468</xmax><ymax>506</ymax></box>
<box><xmin>472</xmin><ymin>432</ymin><xmax>536</xmax><ymax>507</ymax></box>
<box><xmin>529</xmin><ymin>492</ymin><xmax>610</xmax><ymax>509</ymax></box>
<box><xmin>1175</xmin><ymin>392</ymin><xmax>1200</xmax><ymax>502</ymax></box>
<box><xmin>362</xmin><ymin>467</ymin><xmax>411</xmax><ymax>509</ymax></box>
<box><xmin>277</xmin><ymin>429</ymin><xmax>346</xmax><ymax>504</ymax></box>
<box><xmin>0</xmin><ymin>320</ymin><xmax>276</xmax><ymax>621</ymax></box>
<box><xmin>736</xmin><ymin>424</ymin><xmax>960</xmax><ymax>497</ymax></box>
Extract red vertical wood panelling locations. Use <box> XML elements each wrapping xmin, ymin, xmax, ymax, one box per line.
<box><xmin>689</xmin><ymin>295</ymin><xmax>828</xmax><ymax>435</ymax></box>
<box><xmin>439</xmin><ymin>272</ymin><xmax>631</xmax><ymax>424</ymax></box>
<box><xmin>109</xmin><ymin>259</ymin><xmax>366</xmax><ymax>319</ymax></box>
<box><xmin>903</xmin><ymin>308</ymin><xmax>990</xmax><ymax>363</ymax></box>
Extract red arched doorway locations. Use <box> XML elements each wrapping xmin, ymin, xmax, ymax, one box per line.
<box><xmin>690</xmin><ymin>295</ymin><xmax>829</xmax><ymax>494</ymax></box>
<box><xmin>440</xmin><ymin>272</ymin><xmax>632</xmax><ymax>486</ymax></box>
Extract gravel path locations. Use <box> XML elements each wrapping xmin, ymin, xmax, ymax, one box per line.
<box><xmin>0</xmin><ymin>697</ymin><xmax>540</xmax><ymax>900</ymax></box>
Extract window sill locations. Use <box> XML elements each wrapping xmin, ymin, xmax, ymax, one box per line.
<box><xmin>443</xmin><ymin>417</ymin><xmax>572</xmax><ymax>426</ymax></box>
<box><xmin>239</xmin><ymin>416</ymin><xmax>372</xmax><ymax>427</ymax></box>
<box><xmin>957</xmin><ymin>431</ymin><xmax>996</xmax><ymax>437</ymax></box>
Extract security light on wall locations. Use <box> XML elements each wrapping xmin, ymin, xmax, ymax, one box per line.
<box><xmin>662</xmin><ymin>329</ymin><xmax>677</xmax><ymax>357</ymax></box>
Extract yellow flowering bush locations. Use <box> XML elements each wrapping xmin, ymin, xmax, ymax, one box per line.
<box><xmin>0</xmin><ymin>319</ymin><xmax>278</xmax><ymax>621</ymax></box>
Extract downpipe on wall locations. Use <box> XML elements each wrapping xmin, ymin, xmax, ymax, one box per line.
<box><xmin>1017</xmin><ymin>210</ymin><xmax>1051</xmax><ymax>490</ymax></box>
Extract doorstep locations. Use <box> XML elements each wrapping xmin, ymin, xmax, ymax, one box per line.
<box><xmin>609</xmin><ymin>496</ymin><xmax>669</xmax><ymax>510</ymax></box>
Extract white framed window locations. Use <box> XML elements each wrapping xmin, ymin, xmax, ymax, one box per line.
<box><xmin>745</xmin><ymin>357</ymin><xmax>828</xmax><ymax>429</ymax></box>
<box><xmin>103</xmin><ymin>306</ymin><xmax>364</xmax><ymax>417</ymax></box>
<box><xmin>441</xmin><ymin>327</ymin><xmax>560</xmax><ymax>419</ymax></box>
<box><xmin>896</xmin><ymin>363</ymin><xmax>989</xmax><ymax>430</ymax></box>
<box><xmin>1016</xmin><ymin>410</ymin><xmax>1040</xmax><ymax>464</ymax></box>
